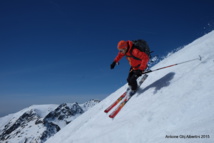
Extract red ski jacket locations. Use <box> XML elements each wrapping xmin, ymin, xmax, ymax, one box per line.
<box><xmin>114</xmin><ymin>40</ymin><xmax>149</xmax><ymax>71</ymax></box>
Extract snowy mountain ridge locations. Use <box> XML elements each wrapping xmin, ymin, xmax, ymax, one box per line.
<box><xmin>46</xmin><ymin>31</ymin><xmax>214</xmax><ymax>143</ymax></box>
<box><xmin>0</xmin><ymin>99</ymin><xmax>100</xmax><ymax>143</ymax></box>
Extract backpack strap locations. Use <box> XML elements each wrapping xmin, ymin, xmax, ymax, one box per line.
<box><xmin>132</xmin><ymin>39</ymin><xmax>151</xmax><ymax>58</ymax></box>
<box><xmin>126</xmin><ymin>46</ymin><xmax>142</xmax><ymax>61</ymax></box>
<box><xmin>126</xmin><ymin>40</ymin><xmax>152</xmax><ymax>60</ymax></box>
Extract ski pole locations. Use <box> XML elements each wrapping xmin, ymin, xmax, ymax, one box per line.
<box><xmin>142</xmin><ymin>55</ymin><xmax>202</xmax><ymax>74</ymax></box>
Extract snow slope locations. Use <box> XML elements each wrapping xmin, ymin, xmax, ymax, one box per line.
<box><xmin>46</xmin><ymin>31</ymin><xmax>214</xmax><ymax>143</ymax></box>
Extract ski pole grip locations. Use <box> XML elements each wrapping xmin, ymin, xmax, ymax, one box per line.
<box><xmin>142</xmin><ymin>70</ymin><xmax>152</xmax><ymax>74</ymax></box>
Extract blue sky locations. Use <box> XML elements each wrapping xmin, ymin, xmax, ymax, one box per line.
<box><xmin>0</xmin><ymin>0</ymin><xmax>214</xmax><ymax>117</ymax></box>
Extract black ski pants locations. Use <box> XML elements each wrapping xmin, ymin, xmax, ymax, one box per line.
<box><xmin>127</xmin><ymin>68</ymin><xmax>140</xmax><ymax>91</ymax></box>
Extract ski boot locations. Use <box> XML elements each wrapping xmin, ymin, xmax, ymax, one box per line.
<box><xmin>129</xmin><ymin>89</ymin><xmax>137</xmax><ymax>97</ymax></box>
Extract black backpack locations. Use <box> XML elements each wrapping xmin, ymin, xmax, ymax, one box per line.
<box><xmin>131</xmin><ymin>39</ymin><xmax>151</xmax><ymax>58</ymax></box>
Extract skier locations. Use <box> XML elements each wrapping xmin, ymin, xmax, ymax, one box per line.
<box><xmin>110</xmin><ymin>40</ymin><xmax>150</xmax><ymax>95</ymax></box>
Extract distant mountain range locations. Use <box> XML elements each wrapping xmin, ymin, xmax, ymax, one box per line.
<box><xmin>0</xmin><ymin>99</ymin><xmax>100</xmax><ymax>143</ymax></box>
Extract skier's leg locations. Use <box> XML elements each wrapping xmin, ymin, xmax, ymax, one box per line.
<box><xmin>127</xmin><ymin>68</ymin><xmax>134</xmax><ymax>87</ymax></box>
<box><xmin>128</xmin><ymin>74</ymin><xmax>139</xmax><ymax>91</ymax></box>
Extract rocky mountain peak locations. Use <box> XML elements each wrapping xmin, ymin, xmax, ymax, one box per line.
<box><xmin>0</xmin><ymin>99</ymin><xmax>100</xmax><ymax>143</ymax></box>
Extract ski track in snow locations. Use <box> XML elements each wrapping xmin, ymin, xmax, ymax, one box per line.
<box><xmin>45</xmin><ymin>31</ymin><xmax>214</xmax><ymax>143</ymax></box>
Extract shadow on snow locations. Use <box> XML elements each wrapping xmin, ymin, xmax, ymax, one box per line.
<box><xmin>138</xmin><ymin>72</ymin><xmax>175</xmax><ymax>95</ymax></box>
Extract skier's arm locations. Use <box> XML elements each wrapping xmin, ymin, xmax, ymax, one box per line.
<box><xmin>110</xmin><ymin>52</ymin><xmax>125</xmax><ymax>69</ymax></box>
<box><xmin>139</xmin><ymin>53</ymin><xmax>149</xmax><ymax>71</ymax></box>
<box><xmin>114</xmin><ymin>52</ymin><xmax>125</xmax><ymax>63</ymax></box>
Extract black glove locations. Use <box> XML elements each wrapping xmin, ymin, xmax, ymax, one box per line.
<box><xmin>133</xmin><ymin>70</ymin><xmax>142</xmax><ymax>76</ymax></box>
<box><xmin>110</xmin><ymin>61</ymin><xmax>117</xmax><ymax>69</ymax></box>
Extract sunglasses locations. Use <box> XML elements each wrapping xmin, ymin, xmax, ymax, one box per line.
<box><xmin>119</xmin><ymin>49</ymin><xmax>126</xmax><ymax>53</ymax></box>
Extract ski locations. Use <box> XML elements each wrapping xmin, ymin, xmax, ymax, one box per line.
<box><xmin>109</xmin><ymin>95</ymin><xmax>131</xmax><ymax>118</ymax></box>
<box><xmin>108</xmin><ymin>74</ymin><xmax>148</xmax><ymax>118</ymax></box>
<box><xmin>139</xmin><ymin>74</ymin><xmax>148</xmax><ymax>85</ymax></box>
<box><xmin>104</xmin><ymin>91</ymin><xmax>128</xmax><ymax>113</ymax></box>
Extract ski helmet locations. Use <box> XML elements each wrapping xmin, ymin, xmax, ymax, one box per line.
<box><xmin>117</xmin><ymin>40</ymin><xmax>128</xmax><ymax>50</ymax></box>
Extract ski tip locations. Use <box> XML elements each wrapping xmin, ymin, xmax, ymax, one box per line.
<box><xmin>104</xmin><ymin>110</ymin><xmax>108</xmax><ymax>113</ymax></box>
<box><xmin>109</xmin><ymin>115</ymin><xmax>114</xmax><ymax>119</ymax></box>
